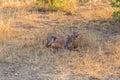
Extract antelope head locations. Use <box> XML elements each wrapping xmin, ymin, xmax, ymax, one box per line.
<box><xmin>68</xmin><ymin>32</ymin><xmax>80</xmax><ymax>50</ymax></box>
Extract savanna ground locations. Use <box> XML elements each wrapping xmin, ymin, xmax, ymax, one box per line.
<box><xmin>0</xmin><ymin>0</ymin><xmax>120</xmax><ymax>80</ymax></box>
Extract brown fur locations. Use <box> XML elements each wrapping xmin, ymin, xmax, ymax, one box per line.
<box><xmin>51</xmin><ymin>35</ymin><xmax>69</xmax><ymax>49</ymax></box>
<box><xmin>67</xmin><ymin>32</ymin><xmax>79</xmax><ymax>50</ymax></box>
<box><xmin>45</xmin><ymin>32</ymin><xmax>79</xmax><ymax>50</ymax></box>
<box><xmin>45</xmin><ymin>36</ymin><xmax>56</xmax><ymax>48</ymax></box>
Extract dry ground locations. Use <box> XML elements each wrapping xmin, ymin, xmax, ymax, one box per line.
<box><xmin>0</xmin><ymin>1</ymin><xmax>120</xmax><ymax>80</ymax></box>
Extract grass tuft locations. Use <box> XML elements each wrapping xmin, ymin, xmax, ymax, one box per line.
<box><xmin>0</xmin><ymin>21</ymin><xmax>14</xmax><ymax>43</ymax></box>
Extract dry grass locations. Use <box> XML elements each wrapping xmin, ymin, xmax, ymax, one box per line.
<box><xmin>0</xmin><ymin>19</ymin><xmax>14</xmax><ymax>43</ymax></box>
<box><xmin>79</xmin><ymin>2</ymin><xmax>118</xmax><ymax>20</ymax></box>
<box><xmin>0</xmin><ymin>0</ymin><xmax>34</xmax><ymax>8</ymax></box>
<box><xmin>0</xmin><ymin>0</ymin><xmax>120</xmax><ymax>80</ymax></box>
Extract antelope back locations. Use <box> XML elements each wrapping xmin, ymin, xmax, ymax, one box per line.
<box><xmin>51</xmin><ymin>35</ymin><xmax>68</xmax><ymax>49</ymax></box>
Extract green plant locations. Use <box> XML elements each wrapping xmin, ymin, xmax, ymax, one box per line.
<box><xmin>33</xmin><ymin>0</ymin><xmax>78</xmax><ymax>14</ymax></box>
<box><xmin>111</xmin><ymin>0</ymin><xmax>120</xmax><ymax>20</ymax></box>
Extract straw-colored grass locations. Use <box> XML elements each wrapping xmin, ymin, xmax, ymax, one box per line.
<box><xmin>0</xmin><ymin>0</ymin><xmax>119</xmax><ymax>80</ymax></box>
<box><xmin>0</xmin><ymin>19</ymin><xmax>14</xmax><ymax>43</ymax></box>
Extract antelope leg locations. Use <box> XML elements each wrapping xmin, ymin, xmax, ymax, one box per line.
<box><xmin>46</xmin><ymin>36</ymin><xmax>56</xmax><ymax>47</ymax></box>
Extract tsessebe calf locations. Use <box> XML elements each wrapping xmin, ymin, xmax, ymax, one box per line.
<box><xmin>45</xmin><ymin>32</ymin><xmax>79</xmax><ymax>50</ymax></box>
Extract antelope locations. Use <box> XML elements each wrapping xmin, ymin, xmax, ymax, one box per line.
<box><xmin>45</xmin><ymin>32</ymin><xmax>79</xmax><ymax>50</ymax></box>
